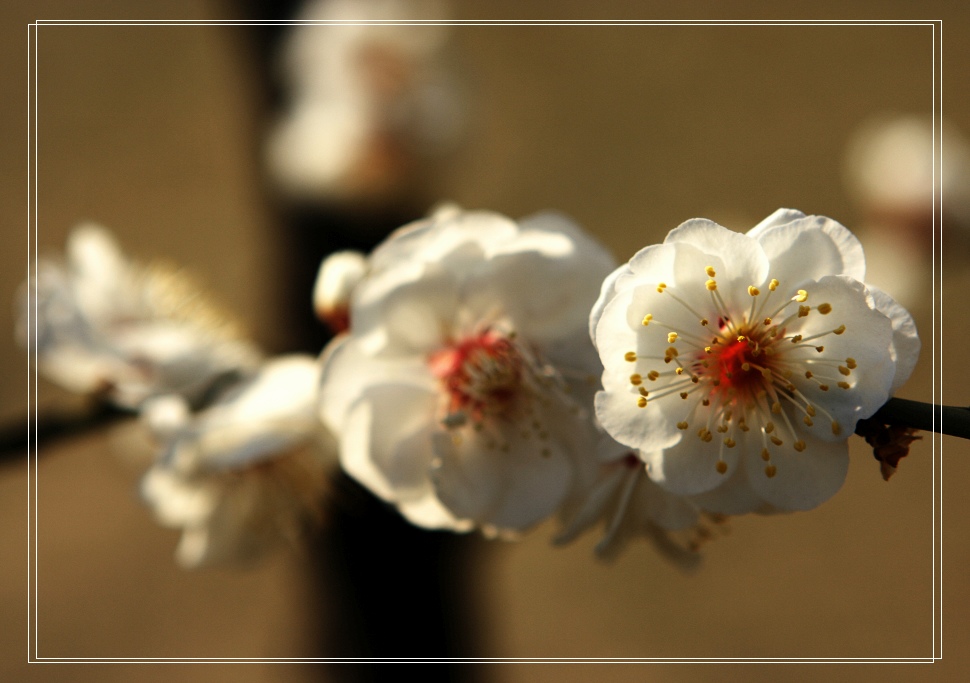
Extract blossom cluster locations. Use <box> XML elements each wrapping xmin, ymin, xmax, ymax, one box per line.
<box><xmin>22</xmin><ymin>206</ymin><xmax>919</xmax><ymax>569</ymax></box>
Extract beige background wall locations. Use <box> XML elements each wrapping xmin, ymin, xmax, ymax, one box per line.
<box><xmin>1</xmin><ymin>1</ymin><xmax>968</xmax><ymax>682</ymax></box>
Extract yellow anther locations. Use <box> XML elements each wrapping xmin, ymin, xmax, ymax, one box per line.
<box><xmin>667</xmin><ymin>332</ymin><xmax>678</xmax><ymax>343</ymax></box>
<box><xmin>724</xmin><ymin>437</ymin><xmax>736</xmax><ymax>448</ymax></box>
<box><xmin>647</xmin><ymin>370</ymin><xmax>660</xmax><ymax>381</ymax></box>
<box><xmin>763</xmin><ymin>317</ymin><xmax>772</xmax><ymax>326</ymax></box>
<box><xmin>771</xmin><ymin>402</ymin><xmax>782</xmax><ymax>414</ymax></box>
<box><xmin>803</xmin><ymin>416</ymin><xmax>814</xmax><ymax>426</ymax></box>
<box><xmin>702</xmin><ymin>431</ymin><xmax>714</xmax><ymax>443</ymax></box>
<box><xmin>715</xmin><ymin>460</ymin><xmax>728</xmax><ymax>474</ymax></box>
<box><xmin>642</xmin><ymin>314</ymin><xmax>653</xmax><ymax>326</ymax></box>
<box><xmin>798</xmin><ymin>305</ymin><xmax>811</xmax><ymax>317</ymax></box>
<box><xmin>705</xmin><ymin>266</ymin><xmax>716</xmax><ymax>277</ymax></box>
<box><xmin>624</xmin><ymin>351</ymin><xmax>637</xmax><ymax>362</ymax></box>
<box><xmin>818</xmin><ymin>384</ymin><xmax>830</xmax><ymax>391</ymax></box>
<box><xmin>793</xmin><ymin>290</ymin><xmax>809</xmax><ymax>303</ymax></box>
<box><xmin>793</xmin><ymin>440</ymin><xmax>807</xmax><ymax>452</ymax></box>
<box><xmin>706</xmin><ymin>279</ymin><xmax>718</xmax><ymax>291</ymax></box>
<box><xmin>765</xmin><ymin>422</ymin><xmax>776</xmax><ymax>434</ymax></box>
<box><xmin>737</xmin><ymin>335</ymin><xmax>746</xmax><ymax>342</ymax></box>
<box><xmin>831</xmin><ymin>421</ymin><xmax>842</xmax><ymax>435</ymax></box>
<box><xmin>804</xmin><ymin>370</ymin><xmax>814</xmax><ymax>379</ymax></box>
<box><xmin>806</xmin><ymin>405</ymin><xmax>816</xmax><ymax>417</ymax></box>
<box><xmin>817</xmin><ymin>303</ymin><xmax>832</xmax><ymax>315</ymax></box>
<box><xmin>761</xmin><ymin>368</ymin><xmax>772</xmax><ymax>379</ymax></box>
<box><xmin>769</xmin><ymin>278</ymin><xmax>780</xmax><ymax>291</ymax></box>
<box><xmin>717</xmin><ymin>424</ymin><xmax>729</xmax><ymax>433</ymax></box>
<box><xmin>639</xmin><ymin>387</ymin><xmax>649</xmax><ymax>396</ymax></box>
<box><xmin>846</xmin><ymin>357</ymin><xmax>857</xmax><ymax>369</ymax></box>
<box><xmin>691</xmin><ymin>376</ymin><xmax>700</xmax><ymax>384</ymax></box>
<box><xmin>666</xmin><ymin>347</ymin><xmax>679</xmax><ymax>357</ymax></box>
<box><xmin>748</xmin><ymin>285</ymin><xmax>760</xmax><ymax>296</ymax></box>
<box><xmin>838</xmin><ymin>381</ymin><xmax>851</xmax><ymax>389</ymax></box>
<box><xmin>838</xmin><ymin>365</ymin><xmax>851</xmax><ymax>376</ymax></box>
<box><xmin>833</xmin><ymin>324</ymin><xmax>846</xmax><ymax>335</ymax></box>
<box><xmin>765</xmin><ymin>464</ymin><xmax>777</xmax><ymax>478</ymax></box>
<box><xmin>815</xmin><ymin>345</ymin><xmax>825</xmax><ymax>353</ymax></box>
<box><xmin>791</xmin><ymin>335</ymin><xmax>802</xmax><ymax>343</ymax></box>
<box><xmin>679</xmin><ymin>392</ymin><xmax>689</xmax><ymax>399</ymax></box>
<box><xmin>701</xmin><ymin>398</ymin><xmax>711</xmax><ymax>406</ymax></box>
<box><xmin>637</xmin><ymin>397</ymin><xmax>648</xmax><ymax>408</ymax></box>
<box><xmin>704</xmin><ymin>346</ymin><xmax>713</xmax><ymax>354</ymax></box>
<box><xmin>657</xmin><ymin>282</ymin><xmax>667</xmax><ymax>293</ymax></box>
<box><xmin>677</xmin><ymin>421</ymin><xmax>689</xmax><ymax>430</ymax></box>
<box><xmin>770</xmin><ymin>436</ymin><xmax>784</xmax><ymax>446</ymax></box>
<box><xmin>700</xmin><ymin>318</ymin><xmax>709</xmax><ymax>326</ymax></box>
<box><xmin>630</xmin><ymin>373</ymin><xmax>643</xmax><ymax>385</ymax></box>
<box><xmin>760</xmin><ymin>448</ymin><xmax>771</xmax><ymax>461</ymax></box>
<box><xmin>675</xmin><ymin>367</ymin><xmax>684</xmax><ymax>375</ymax></box>
<box><xmin>741</xmin><ymin>362</ymin><xmax>751</xmax><ymax>371</ymax></box>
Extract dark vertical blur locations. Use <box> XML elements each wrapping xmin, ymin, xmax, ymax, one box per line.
<box><xmin>233</xmin><ymin>2</ymin><xmax>485</xmax><ymax>678</ymax></box>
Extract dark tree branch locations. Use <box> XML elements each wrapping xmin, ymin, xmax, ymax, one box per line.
<box><xmin>859</xmin><ymin>397</ymin><xmax>970</xmax><ymax>440</ymax></box>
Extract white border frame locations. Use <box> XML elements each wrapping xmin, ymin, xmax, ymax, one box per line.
<box><xmin>25</xmin><ymin>17</ymin><xmax>944</xmax><ymax>665</ymax></box>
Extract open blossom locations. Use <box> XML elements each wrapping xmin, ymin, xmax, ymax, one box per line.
<box><xmin>592</xmin><ymin>209</ymin><xmax>919</xmax><ymax>513</ymax></box>
<box><xmin>21</xmin><ymin>224</ymin><xmax>261</xmax><ymax>410</ymax></box>
<box><xmin>318</xmin><ymin>208</ymin><xmax>616</xmax><ymax>534</ymax></box>
<box><xmin>141</xmin><ymin>355</ymin><xmax>335</xmax><ymax>568</ymax></box>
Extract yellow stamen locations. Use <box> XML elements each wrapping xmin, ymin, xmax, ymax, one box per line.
<box><xmin>637</xmin><ymin>397</ymin><xmax>648</xmax><ymax>408</ymax></box>
<box><xmin>667</xmin><ymin>332</ymin><xmax>678</xmax><ymax>343</ymax></box>
<box><xmin>624</xmin><ymin>351</ymin><xmax>637</xmax><ymax>362</ymax></box>
<box><xmin>705</xmin><ymin>266</ymin><xmax>716</xmax><ymax>277</ymax></box>
<box><xmin>817</xmin><ymin>303</ymin><xmax>832</xmax><ymax>314</ymax></box>
<box><xmin>769</xmin><ymin>279</ymin><xmax>780</xmax><ymax>291</ymax></box>
<box><xmin>748</xmin><ymin>285</ymin><xmax>760</xmax><ymax>296</ymax></box>
<box><xmin>715</xmin><ymin>460</ymin><xmax>728</xmax><ymax>474</ymax></box>
<box><xmin>765</xmin><ymin>464</ymin><xmax>777</xmax><ymax>478</ymax></box>
<box><xmin>794</xmin><ymin>290</ymin><xmax>808</xmax><ymax>302</ymax></box>
<box><xmin>706</xmin><ymin>279</ymin><xmax>717</xmax><ymax>291</ymax></box>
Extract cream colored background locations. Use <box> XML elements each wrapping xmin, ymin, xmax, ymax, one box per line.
<box><xmin>1</xmin><ymin>1</ymin><xmax>968</xmax><ymax>682</ymax></box>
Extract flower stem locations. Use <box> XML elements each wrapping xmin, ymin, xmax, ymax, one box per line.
<box><xmin>858</xmin><ymin>397</ymin><xmax>970</xmax><ymax>439</ymax></box>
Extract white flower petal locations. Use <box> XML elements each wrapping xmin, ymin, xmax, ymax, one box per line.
<box><xmin>755</xmin><ymin>214</ymin><xmax>867</xmax><ymax>284</ymax></box>
<box><xmin>641</xmin><ymin>436</ymin><xmax>742</xmax><ymax>497</ymax></box>
<box><xmin>431</xmin><ymin>426</ymin><xmax>572</xmax><ymax>532</ymax></box>
<box><xmin>867</xmin><ymin>285</ymin><xmax>921</xmax><ymax>394</ymax></box>
<box><xmin>340</xmin><ymin>383</ymin><xmax>440</xmax><ymax>503</ymax></box>
<box><xmin>745</xmin><ymin>207</ymin><xmax>807</xmax><ymax>238</ymax></box>
<box><xmin>744</xmin><ymin>434</ymin><xmax>849</xmax><ymax>511</ymax></box>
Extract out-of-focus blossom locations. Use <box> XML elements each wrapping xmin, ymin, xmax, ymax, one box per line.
<box><xmin>318</xmin><ymin>208</ymin><xmax>616</xmax><ymax>535</ymax></box>
<box><xmin>844</xmin><ymin>115</ymin><xmax>970</xmax><ymax>308</ymax></box>
<box><xmin>554</xmin><ymin>436</ymin><xmax>708</xmax><ymax>569</ymax></box>
<box><xmin>20</xmin><ymin>224</ymin><xmax>261</xmax><ymax>410</ymax></box>
<box><xmin>592</xmin><ymin>210</ymin><xmax>919</xmax><ymax>514</ymax></box>
<box><xmin>266</xmin><ymin>0</ymin><xmax>463</xmax><ymax>202</ymax></box>
<box><xmin>141</xmin><ymin>355</ymin><xmax>335</xmax><ymax>568</ymax></box>
<box><xmin>314</xmin><ymin>250</ymin><xmax>368</xmax><ymax>333</ymax></box>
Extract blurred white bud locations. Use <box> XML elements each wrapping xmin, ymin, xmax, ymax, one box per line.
<box><xmin>313</xmin><ymin>250</ymin><xmax>368</xmax><ymax>333</ymax></box>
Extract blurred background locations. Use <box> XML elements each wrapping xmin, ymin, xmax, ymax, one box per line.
<box><xmin>2</xmin><ymin>1</ymin><xmax>968</xmax><ymax>681</ymax></box>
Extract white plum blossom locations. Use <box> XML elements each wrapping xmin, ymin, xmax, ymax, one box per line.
<box><xmin>592</xmin><ymin>209</ymin><xmax>919</xmax><ymax>513</ymax></box>
<box><xmin>267</xmin><ymin>0</ymin><xmax>463</xmax><ymax>202</ymax></box>
<box><xmin>21</xmin><ymin>224</ymin><xmax>261</xmax><ymax>410</ymax></box>
<box><xmin>141</xmin><ymin>355</ymin><xmax>335</xmax><ymax>568</ymax></box>
<box><xmin>318</xmin><ymin>208</ymin><xmax>616</xmax><ymax>534</ymax></box>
